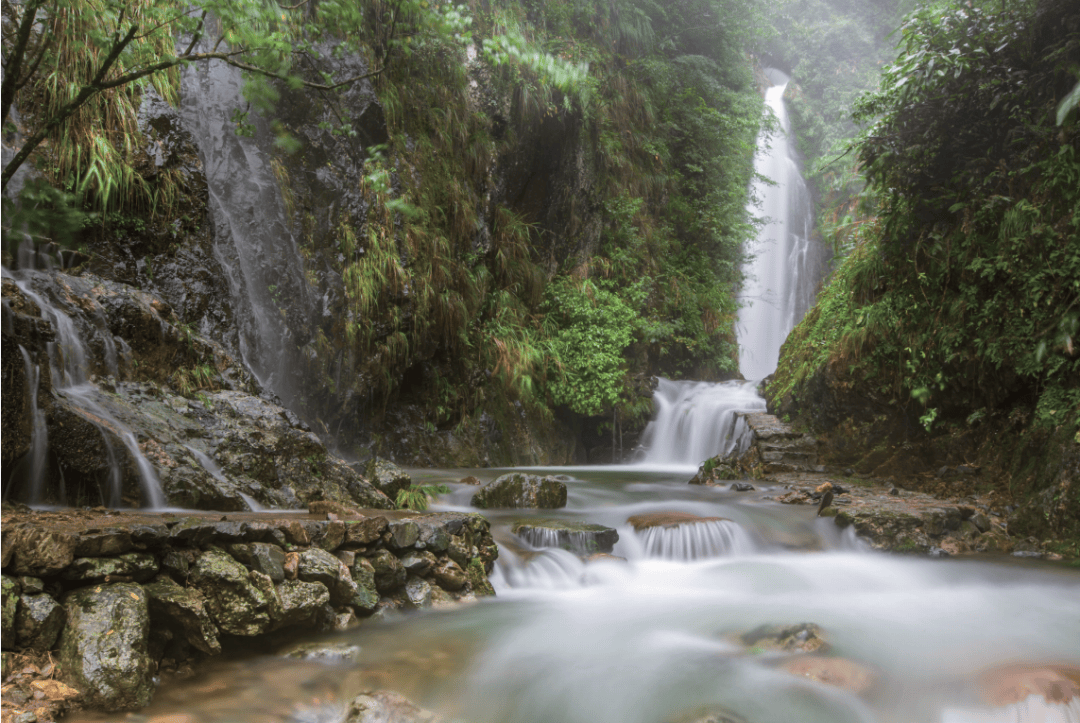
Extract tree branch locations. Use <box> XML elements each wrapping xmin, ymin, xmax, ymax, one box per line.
<box><xmin>2</xmin><ymin>0</ymin><xmax>48</xmax><ymax>126</ymax></box>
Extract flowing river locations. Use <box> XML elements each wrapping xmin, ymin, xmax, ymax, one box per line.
<box><xmin>72</xmin><ymin>460</ymin><xmax>1080</xmax><ymax>723</ymax></box>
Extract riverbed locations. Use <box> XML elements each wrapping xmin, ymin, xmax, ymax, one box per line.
<box><xmin>69</xmin><ymin>465</ymin><xmax>1080</xmax><ymax>723</ymax></box>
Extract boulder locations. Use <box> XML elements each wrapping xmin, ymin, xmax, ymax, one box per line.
<box><xmin>275</xmin><ymin>580</ymin><xmax>331</xmax><ymax>628</ymax></box>
<box><xmin>2</xmin><ymin>576</ymin><xmax>19</xmax><ymax>646</ymax></box>
<box><xmin>471</xmin><ymin>473</ymin><xmax>567</xmax><ymax>509</ymax></box>
<box><xmin>144</xmin><ymin>576</ymin><xmax>221</xmax><ymax>655</ymax></box>
<box><xmin>14</xmin><ymin>593</ymin><xmax>65</xmax><ymax>651</ymax></box>
<box><xmin>343</xmin><ymin>516</ymin><xmax>389</xmax><ymax>545</ymax></box>
<box><xmin>62</xmin><ymin>553</ymin><xmax>160</xmax><ymax>582</ymax></box>
<box><xmin>399</xmin><ymin>551</ymin><xmax>437</xmax><ymax>575</ymax></box>
<box><xmin>430</xmin><ymin>559</ymin><xmax>467</xmax><ymax>591</ymax></box>
<box><xmin>346</xmin><ymin>690</ymin><xmax>445</xmax><ymax>723</ymax></box>
<box><xmin>297</xmin><ymin>548</ymin><xmax>357</xmax><ymax>606</ymax></box>
<box><xmin>365</xmin><ymin>459</ymin><xmax>413</xmax><ymax>501</ymax></box>
<box><xmin>58</xmin><ymin>583</ymin><xmax>154</xmax><ymax>711</ymax></box>
<box><xmin>387</xmin><ymin>520</ymin><xmax>421</xmax><ymax>549</ymax></box>
<box><xmin>511</xmin><ymin>519</ymin><xmax>619</xmax><ymax>554</ymax></box>
<box><xmin>741</xmin><ymin>623</ymin><xmax>828</xmax><ymax>654</ymax></box>
<box><xmin>189</xmin><ymin>548</ymin><xmax>280</xmax><ymax>635</ymax></box>
<box><xmin>368</xmin><ymin>550</ymin><xmax>406</xmax><ymax>593</ymax></box>
<box><xmin>350</xmin><ymin>558</ymin><xmax>380</xmax><ymax>612</ymax></box>
<box><xmin>227</xmin><ymin>542</ymin><xmax>286</xmax><ymax>582</ymax></box>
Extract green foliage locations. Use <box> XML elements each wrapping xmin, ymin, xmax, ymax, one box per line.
<box><xmin>1</xmin><ymin>178</ymin><xmax>89</xmax><ymax>254</ymax></box>
<box><xmin>544</xmin><ymin>279</ymin><xmax>637</xmax><ymax>416</ymax></box>
<box><xmin>773</xmin><ymin>0</ymin><xmax>1080</xmax><ymax>437</ymax></box>
<box><xmin>395</xmin><ymin>483</ymin><xmax>451</xmax><ymax>511</ymax></box>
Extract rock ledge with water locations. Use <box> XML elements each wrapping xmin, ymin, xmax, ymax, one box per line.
<box><xmin>471</xmin><ymin>473</ymin><xmax>568</xmax><ymax>509</ymax></box>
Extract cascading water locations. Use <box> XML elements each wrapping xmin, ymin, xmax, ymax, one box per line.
<box><xmin>737</xmin><ymin>69</ymin><xmax>825</xmax><ymax>382</ymax></box>
<box><xmin>179</xmin><ymin>51</ymin><xmax>313</xmax><ymax>410</ymax></box>
<box><xmin>635</xmin><ymin>378</ymin><xmax>765</xmax><ymax>468</ymax></box>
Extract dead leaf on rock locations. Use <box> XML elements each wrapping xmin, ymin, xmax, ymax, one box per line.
<box><xmin>30</xmin><ymin>680</ymin><xmax>80</xmax><ymax>702</ymax></box>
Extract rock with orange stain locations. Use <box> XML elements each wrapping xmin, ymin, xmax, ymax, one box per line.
<box><xmin>780</xmin><ymin>656</ymin><xmax>876</xmax><ymax>695</ymax></box>
<box><xmin>977</xmin><ymin>663</ymin><xmax>1080</xmax><ymax>707</ymax></box>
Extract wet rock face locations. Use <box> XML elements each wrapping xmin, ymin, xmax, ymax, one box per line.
<box><xmin>189</xmin><ymin>549</ymin><xmax>279</xmax><ymax>636</ymax></box>
<box><xmin>1</xmin><ymin>576</ymin><xmax>19</xmax><ymax>644</ymax></box>
<box><xmin>471</xmin><ymin>473</ymin><xmax>568</xmax><ymax>509</ymax></box>
<box><xmin>144</xmin><ymin>576</ymin><xmax>221</xmax><ymax>655</ymax></box>
<box><xmin>365</xmin><ymin>459</ymin><xmax>413</xmax><ymax>501</ymax></box>
<box><xmin>15</xmin><ymin>592</ymin><xmax>66</xmax><ymax>651</ymax></box>
<box><xmin>58</xmin><ymin>583</ymin><xmax>154</xmax><ymax>711</ymax></box>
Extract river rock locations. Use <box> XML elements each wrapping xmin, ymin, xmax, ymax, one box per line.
<box><xmin>975</xmin><ymin>663</ymin><xmax>1080</xmax><ymax>706</ymax></box>
<box><xmin>58</xmin><ymin>583</ymin><xmax>154</xmax><ymax>711</ymax></box>
<box><xmin>143</xmin><ymin>576</ymin><xmax>221</xmax><ymax>655</ymax></box>
<box><xmin>344</xmin><ymin>516</ymin><xmax>390</xmax><ymax>545</ymax></box>
<box><xmin>511</xmin><ymin>519</ymin><xmax>619</xmax><ymax>554</ymax></box>
<box><xmin>275</xmin><ymin>580</ymin><xmax>331</xmax><ymax>628</ymax></box>
<box><xmin>627</xmin><ymin>511</ymin><xmax>730</xmax><ymax>530</ymax></box>
<box><xmin>280</xmin><ymin>641</ymin><xmax>363</xmax><ymax>663</ymax></box>
<box><xmin>741</xmin><ymin>623</ymin><xmax>828</xmax><ymax>654</ymax></box>
<box><xmin>74</xmin><ymin>529</ymin><xmax>133</xmax><ymax>557</ymax></box>
<box><xmin>2</xmin><ymin>525</ymin><xmax>78</xmax><ymax>576</ymax></box>
<box><xmin>346</xmin><ymin>690</ymin><xmax>445</xmax><ymax>723</ymax></box>
<box><xmin>297</xmin><ymin>548</ymin><xmax>357</xmax><ymax>606</ymax></box>
<box><xmin>471</xmin><ymin>473</ymin><xmax>567</xmax><ymax>509</ymax></box>
<box><xmin>189</xmin><ymin>548</ymin><xmax>280</xmax><ymax>635</ymax></box>
<box><xmin>62</xmin><ymin>552</ymin><xmax>160</xmax><ymax>582</ymax></box>
<box><xmin>14</xmin><ymin>592</ymin><xmax>65</xmax><ymax>651</ymax></box>
<box><xmin>779</xmin><ymin>655</ymin><xmax>876</xmax><ymax>694</ymax></box>
<box><xmin>350</xmin><ymin>558</ymin><xmax>380</xmax><ymax>612</ymax></box>
<box><xmin>387</xmin><ymin>520</ymin><xmax>421</xmax><ymax>549</ymax></box>
<box><xmin>227</xmin><ymin>542</ymin><xmax>286</xmax><ymax>582</ymax></box>
<box><xmin>369</xmin><ymin>550</ymin><xmax>407</xmax><ymax>592</ymax></box>
<box><xmin>404</xmin><ymin>576</ymin><xmax>433</xmax><ymax>609</ymax></box>
<box><xmin>430</xmin><ymin>558</ymin><xmax>467</xmax><ymax>591</ymax></box>
<box><xmin>400</xmin><ymin>551</ymin><xmax>437</xmax><ymax>574</ymax></box>
<box><xmin>2</xmin><ymin>576</ymin><xmax>18</xmax><ymax>645</ymax></box>
<box><xmin>365</xmin><ymin>458</ymin><xmax>413</xmax><ymax>500</ymax></box>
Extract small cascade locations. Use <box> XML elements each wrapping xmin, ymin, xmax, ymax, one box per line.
<box><xmin>633</xmin><ymin>519</ymin><xmax>754</xmax><ymax>560</ymax></box>
<box><xmin>492</xmin><ymin>548</ymin><xmax>586</xmax><ymax>590</ymax></box>
<box><xmin>185</xmin><ymin>444</ymin><xmax>267</xmax><ymax>511</ymax></box>
<box><xmin>635</xmin><ymin>378</ymin><xmax>766</xmax><ymax>466</ymax></box>
<box><xmin>3</xmin><ymin>266</ymin><xmax>168</xmax><ymax>508</ymax></box>
<box><xmin>737</xmin><ymin>70</ymin><xmax>826</xmax><ymax>381</ymax></box>
<box><xmin>14</xmin><ymin>346</ymin><xmax>50</xmax><ymax>504</ymax></box>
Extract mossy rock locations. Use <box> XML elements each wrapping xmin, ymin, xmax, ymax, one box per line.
<box><xmin>471</xmin><ymin>473</ymin><xmax>567</xmax><ymax>509</ymax></box>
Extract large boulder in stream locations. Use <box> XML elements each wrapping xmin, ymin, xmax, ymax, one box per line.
<box><xmin>57</xmin><ymin>583</ymin><xmax>154</xmax><ymax>711</ymax></box>
<box><xmin>471</xmin><ymin>473</ymin><xmax>567</xmax><ymax>509</ymax></box>
<box><xmin>365</xmin><ymin>458</ymin><xmax>413</xmax><ymax>501</ymax></box>
<box><xmin>511</xmin><ymin>519</ymin><xmax>619</xmax><ymax>554</ymax></box>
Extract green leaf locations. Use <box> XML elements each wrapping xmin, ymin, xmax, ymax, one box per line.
<box><xmin>1056</xmin><ymin>79</ymin><xmax>1080</xmax><ymax>126</ymax></box>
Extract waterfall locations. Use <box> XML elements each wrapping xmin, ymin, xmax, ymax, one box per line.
<box><xmin>632</xmin><ymin>519</ymin><xmax>755</xmax><ymax>560</ymax></box>
<box><xmin>737</xmin><ymin>70</ymin><xmax>824</xmax><ymax>382</ymax></box>
<box><xmin>179</xmin><ymin>51</ymin><xmax>313</xmax><ymax>410</ymax></box>
<box><xmin>635</xmin><ymin>378</ymin><xmax>765</xmax><ymax>467</ymax></box>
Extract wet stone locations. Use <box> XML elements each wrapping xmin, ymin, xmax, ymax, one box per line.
<box><xmin>18</xmin><ymin>576</ymin><xmax>44</xmax><ymax>594</ymax></box>
<box><xmin>347</xmin><ymin>690</ymin><xmax>445</xmax><ymax>723</ymax></box>
<box><xmin>350</xmin><ymin>558</ymin><xmax>379</xmax><ymax>612</ymax></box>
<box><xmin>3</xmin><ymin>526</ymin><xmax>78</xmax><ymax>576</ymax></box>
<box><xmin>74</xmin><ymin>529</ymin><xmax>133</xmax><ymax>557</ymax></box>
<box><xmin>365</xmin><ymin>459</ymin><xmax>413</xmax><ymax>500</ymax></box>
<box><xmin>415</xmin><ymin>520</ymin><xmax>452</xmax><ymax>552</ymax></box>
<box><xmin>227</xmin><ymin>542</ymin><xmax>286</xmax><ymax>583</ymax></box>
<box><xmin>58</xmin><ymin>583</ymin><xmax>154</xmax><ymax>711</ymax></box>
<box><xmin>404</xmin><ymin>577</ymin><xmax>432</xmax><ymax>609</ymax></box>
<box><xmin>368</xmin><ymin>550</ymin><xmax>406</xmax><ymax>593</ymax></box>
<box><xmin>144</xmin><ymin>577</ymin><xmax>221</xmax><ymax>655</ymax></box>
<box><xmin>280</xmin><ymin>641</ymin><xmax>362</xmax><ymax>663</ymax></box>
<box><xmin>189</xmin><ymin>548</ymin><xmax>279</xmax><ymax>636</ymax></box>
<box><xmin>343</xmin><ymin>516</ymin><xmax>389</xmax><ymax>546</ymax></box>
<box><xmin>14</xmin><ymin>593</ymin><xmax>65</xmax><ymax>651</ymax></box>
<box><xmin>742</xmin><ymin>623</ymin><xmax>829</xmax><ymax>654</ymax></box>
<box><xmin>430</xmin><ymin>558</ymin><xmax>467</xmax><ymax>592</ymax></box>
<box><xmin>400</xmin><ymin>551</ymin><xmax>437</xmax><ymax>575</ymax></box>
<box><xmin>62</xmin><ymin>553</ymin><xmax>160</xmax><ymax>582</ymax></box>
<box><xmin>471</xmin><ymin>473</ymin><xmax>568</xmax><ymax>509</ymax></box>
<box><xmin>297</xmin><ymin>548</ymin><xmax>357</xmax><ymax>606</ymax></box>
<box><xmin>275</xmin><ymin>580</ymin><xmax>330</xmax><ymax>628</ymax></box>
<box><xmin>161</xmin><ymin>549</ymin><xmax>194</xmax><ymax>580</ymax></box>
<box><xmin>127</xmin><ymin>523</ymin><xmax>170</xmax><ymax>547</ymax></box>
<box><xmin>387</xmin><ymin>520</ymin><xmax>420</xmax><ymax>549</ymax></box>
<box><xmin>2</xmin><ymin>576</ymin><xmax>19</xmax><ymax>645</ymax></box>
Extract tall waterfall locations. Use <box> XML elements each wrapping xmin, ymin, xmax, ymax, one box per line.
<box><xmin>737</xmin><ymin>70</ymin><xmax>824</xmax><ymax>381</ymax></box>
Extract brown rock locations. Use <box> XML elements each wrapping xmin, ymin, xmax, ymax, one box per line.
<box><xmin>627</xmin><ymin>512</ymin><xmax>730</xmax><ymax>530</ymax></box>
<box><xmin>343</xmin><ymin>516</ymin><xmax>389</xmax><ymax>546</ymax></box>
<box><xmin>309</xmin><ymin>501</ymin><xmax>362</xmax><ymax>519</ymax></box>
<box><xmin>977</xmin><ymin>663</ymin><xmax>1080</xmax><ymax>706</ymax></box>
<box><xmin>3</xmin><ymin>525</ymin><xmax>78</xmax><ymax>576</ymax></box>
<box><xmin>780</xmin><ymin>656</ymin><xmax>876</xmax><ymax>694</ymax></box>
<box><xmin>283</xmin><ymin>552</ymin><xmax>300</xmax><ymax>581</ymax></box>
<box><xmin>459</xmin><ymin>476</ymin><xmax>482</xmax><ymax>485</ymax></box>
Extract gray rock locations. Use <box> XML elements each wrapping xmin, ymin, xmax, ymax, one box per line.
<box><xmin>2</xmin><ymin>576</ymin><xmax>19</xmax><ymax>646</ymax></box>
<box><xmin>972</xmin><ymin>512</ymin><xmax>991</xmax><ymax>533</ymax></box>
<box><xmin>280</xmin><ymin>641</ymin><xmax>362</xmax><ymax>663</ymax></box>
<box><xmin>275</xmin><ymin>580</ymin><xmax>331</xmax><ymax>628</ymax></box>
<box><xmin>18</xmin><ymin>576</ymin><xmax>44</xmax><ymax>594</ymax></box>
<box><xmin>15</xmin><ymin>593</ymin><xmax>65</xmax><ymax>651</ymax></box>
<box><xmin>430</xmin><ymin>558</ymin><xmax>466</xmax><ymax>592</ymax></box>
<box><xmin>399</xmin><ymin>551</ymin><xmax>437</xmax><ymax>574</ymax></box>
<box><xmin>404</xmin><ymin>577</ymin><xmax>432</xmax><ymax>609</ymax></box>
<box><xmin>368</xmin><ymin>550</ymin><xmax>406</xmax><ymax>593</ymax></box>
<box><xmin>471</xmin><ymin>473</ymin><xmax>567</xmax><ymax>509</ymax></box>
<box><xmin>227</xmin><ymin>542</ymin><xmax>286</xmax><ymax>582</ymax></box>
<box><xmin>387</xmin><ymin>520</ymin><xmax>420</xmax><ymax>549</ymax></box>
<box><xmin>62</xmin><ymin>553</ymin><xmax>160</xmax><ymax>582</ymax></box>
<box><xmin>346</xmin><ymin>690</ymin><xmax>445</xmax><ymax>723</ymax></box>
<box><xmin>161</xmin><ymin>549</ymin><xmax>194</xmax><ymax>580</ymax></box>
<box><xmin>74</xmin><ymin>529</ymin><xmax>133</xmax><ymax>557</ymax></box>
<box><xmin>511</xmin><ymin>519</ymin><xmax>619</xmax><ymax>554</ymax></box>
<box><xmin>414</xmin><ymin>520</ymin><xmax>451</xmax><ymax>552</ymax></box>
<box><xmin>189</xmin><ymin>548</ymin><xmax>280</xmax><ymax>635</ymax></box>
<box><xmin>446</xmin><ymin>534</ymin><xmax>473</xmax><ymax>568</ymax></box>
<box><xmin>298</xmin><ymin>548</ymin><xmax>357</xmax><ymax>606</ymax></box>
<box><xmin>365</xmin><ymin>458</ymin><xmax>413</xmax><ymax>500</ymax></box>
<box><xmin>350</xmin><ymin>558</ymin><xmax>380</xmax><ymax>612</ymax></box>
<box><xmin>144</xmin><ymin>576</ymin><xmax>221</xmax><ymax>655</ymax></box>
<box><xmin>58</xmin><ymin>583</ymin><xmax>154</xmax><ymax>711</ymax></box>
